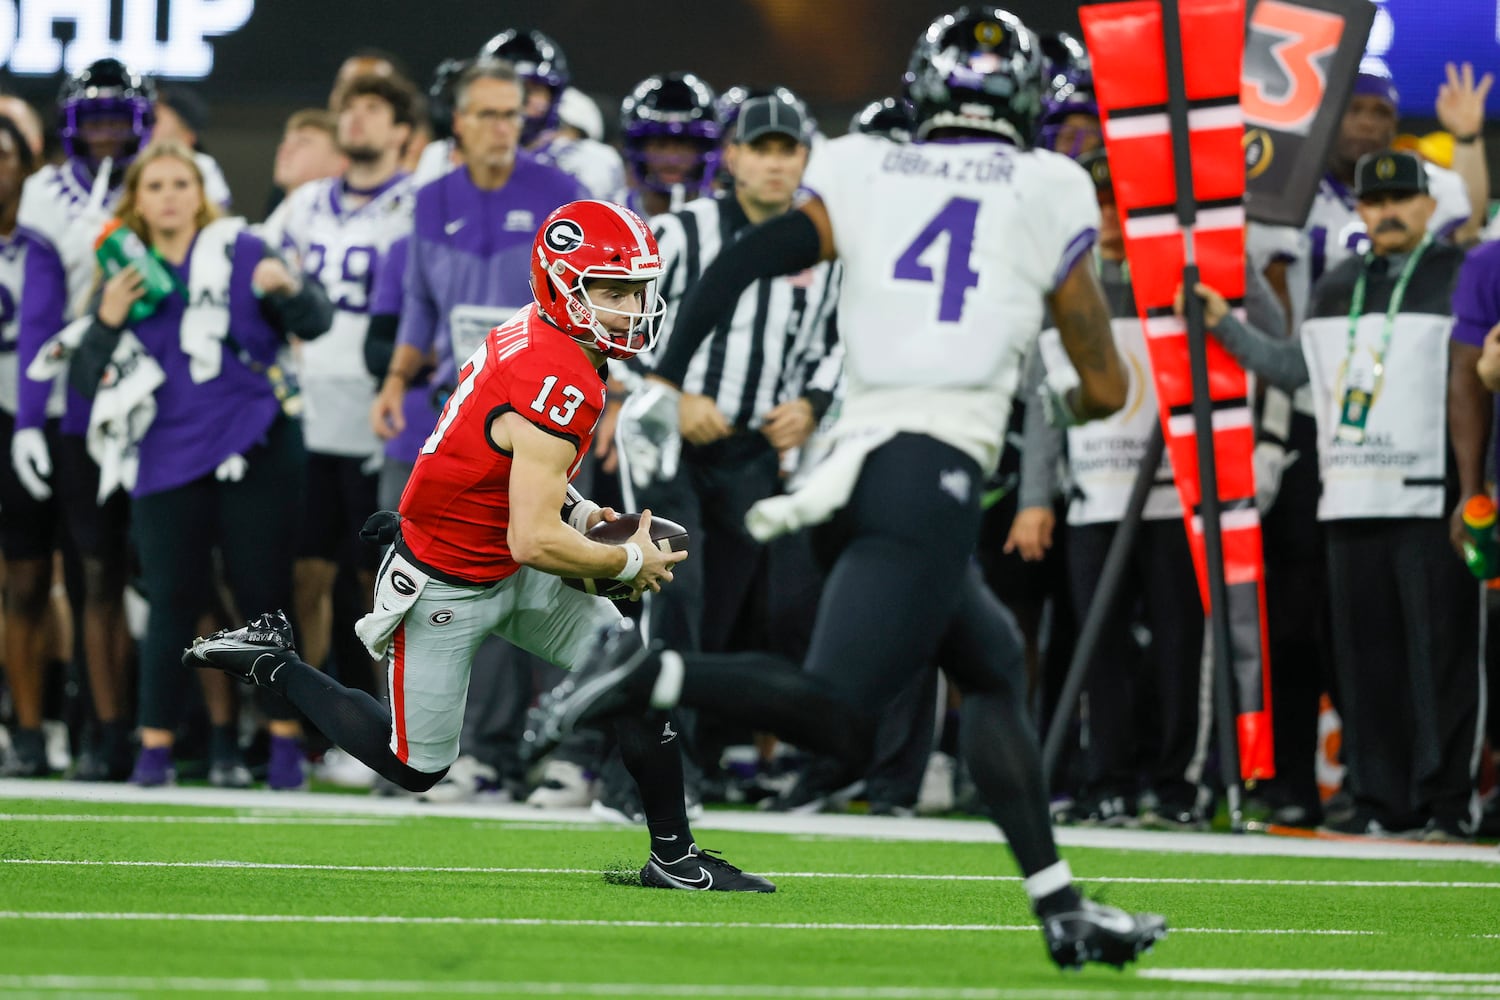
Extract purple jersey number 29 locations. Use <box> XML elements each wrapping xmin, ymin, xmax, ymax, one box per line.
<box><xmin>892</xmin><ymin>197</ymin><xmax>981</xmax><ymax>323</ymax></box>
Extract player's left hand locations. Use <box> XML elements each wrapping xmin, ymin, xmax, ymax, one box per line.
<box><xmin>760</xmin><ymin>398</ymin><xmax>816</xmax><ymax>452</ymax></box>
<box><xmin>585</xmin><ymin>506</ymin><xmax>619</xmax><ymax>530</ymax></box>
<box><xmin>1437</xmin><ymin>61</ymin><xmax>1492</xmax><ymax>139</ymax></box>
<box><xmin>252</xmin><ymin>257</ymin><xmax>300</xmax><ymax>298</ymax></box>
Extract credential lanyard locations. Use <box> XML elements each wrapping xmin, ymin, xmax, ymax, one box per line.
<box><xmin>1344</xmin><ymin>234</ymin><xmax>1432</xmax><ymax>384</ymax></box>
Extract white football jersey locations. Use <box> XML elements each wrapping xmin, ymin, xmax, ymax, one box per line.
<box><xmin>802</xmin><ymin>133</ymin><xmax>1099</xmax><ymax>473</ymax></box>
<box><xmin>0</xmin><ymin>231</ymin><xmax>60</xmax><ymax>418</ymax></box>
<box><xmin>532</xmin><ymin>135</ymin><xmax>627</xmax><ymax>204</ymax></box>
<box><xmin>18</xmin><ymin>161</ymin><xmax>121</xmax><ymax>320</ymax></box>
<box><xmin>262</xmin><ymin>174</ymin><xmax>415</xmax><ymax>457</ymax></box>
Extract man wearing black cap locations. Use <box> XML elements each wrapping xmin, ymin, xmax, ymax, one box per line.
<box><xmin>1243</xmin><ymin>60</ymin><xmax>1489</xmax><ymax>831</ymax></box>
<box><xmin>593</xmin><ymin>94</ymin><xmax>842</xmax><ymax>820</ymax></box>
<box><xmin>1187</xmin><ymin>149</ymin><xmax>1483</xmax><ymax>842</ymax></box>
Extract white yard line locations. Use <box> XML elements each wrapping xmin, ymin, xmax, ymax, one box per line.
<box><xmin>2</xmin><ymin>779</ymin><xmax>1495</xmax><ymax>863</ymax></box>
<box><xmin>1143</xmin><ymin>969</ymin><xmax>1500</xmax><ymax>995</ymax></box>
<box><xmin>0</xmin><ymin>975</ymin><xmax>1278</xmax><ymax>1000</ymax></box>
<box><xmin>0</xmin><ymin>812</ymin><xmax>397</xmax><ymax>825</ymax></box>
<box><xmin>4</xmin><ymin>857</ymin><xmax>1498</xmax><ymax>890</ymax></box>
<box><xmin>0</xmin><ymin>910</ymin><xmax>1385</xmax><ymax>936</ymax></box>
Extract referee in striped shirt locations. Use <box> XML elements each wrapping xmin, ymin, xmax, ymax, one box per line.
<box><xmin>629</xmin><ymin>95</ymin><xmax>842</xmax><ymax>661</ymax></box>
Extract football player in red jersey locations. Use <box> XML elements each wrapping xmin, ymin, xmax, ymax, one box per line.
<box><xmin>189</xmin><ymin>201</ymin><xmax>775</xmax><ymax>892</ymax></box>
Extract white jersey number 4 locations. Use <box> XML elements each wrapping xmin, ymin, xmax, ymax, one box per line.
<box><xmin>892</xmin><ymin>197</ymin><xmax>981</xmax><ymax>323</ymax></box>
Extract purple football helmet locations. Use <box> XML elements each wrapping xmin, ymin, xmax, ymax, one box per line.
<box><xmin>903</xmin><ymin>6</ymin><xmax>1046</xmax><ymax>145</ymax></box>
<box><xmin>479</xmin><ymin>28</ymin><xmax>570</xmax><ymax>144</ymax></box>
<box><xmin>1036</xmin><ymin>31</ymin><xmax>1100</xmax><ymax>158</ymax></box>
<box><xmin>58</xmin><ymin>58</ymin><xmax>155</xmax><ymax>170</ymax></box>
<box><xmin>620</xmin><ymin>71</ymin><xmax>722</xmax><ymax>197</ymax></box>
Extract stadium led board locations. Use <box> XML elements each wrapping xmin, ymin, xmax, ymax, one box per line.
<box><xmin>0</xmin><ymin>0</ymin><xmax>253</xmax><ymax>79</ymax></box>
<box><xmin>1369</xmin><ymin>0</ymin><xmax>1500</xmax><ymax>114</ymax></box>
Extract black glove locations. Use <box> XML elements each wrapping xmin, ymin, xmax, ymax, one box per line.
<box><xmin>360</xmin><ymin>510</ymin><xmax>402</xmax><ymax>547</ymax></box>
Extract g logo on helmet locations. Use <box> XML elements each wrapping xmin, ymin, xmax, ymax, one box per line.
<box><xmin>543</xmin><ymin>219</ymin><xmax>585</xmax><ymax>254</ymax></box>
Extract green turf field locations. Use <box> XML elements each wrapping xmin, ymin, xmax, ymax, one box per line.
<box><xmin>1</xmin><ymin>790</ymin><xmax>1498</xmax><ymax>999</ymax></box>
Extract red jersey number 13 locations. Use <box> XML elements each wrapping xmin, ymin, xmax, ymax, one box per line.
<box><xmin>530</xmin><ymin>375</ymin><xmax>586</xmax><ymax>426</ymax></box>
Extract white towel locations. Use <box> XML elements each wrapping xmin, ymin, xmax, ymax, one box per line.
<box><xmin>85</xmin><ymin>331</ymin><xmax>165</xmax><ymax>501</ymax></box>
<box><xmin>179</xmin><ymin>217</ymin><xmax>245</xmax><ymax>384</ymax></box>
<box><xmin>744</xmin><ymin>425</ymin><xmax>895</xmax><ymax>542</ymax></box>
<box><xmin>355</xmin><ymin>550</ymin><xmax>432</xmax><ymax>658</ymax></box>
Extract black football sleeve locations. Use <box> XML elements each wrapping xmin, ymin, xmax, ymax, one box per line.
<box><xmin>651</xmin><ymin>208</ymin><xmax>823</xmax><ymax>387</ymax></box>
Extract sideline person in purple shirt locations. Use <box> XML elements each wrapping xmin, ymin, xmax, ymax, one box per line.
<box><xmin>67</xmin><ymin>143</ymin><xmax>332</xmax><ymax>789</ymax></box>
<box><xmin>1448</xmin><ymin>237</ymin><xmax>1499</xmax><ymax>556</ymax></box>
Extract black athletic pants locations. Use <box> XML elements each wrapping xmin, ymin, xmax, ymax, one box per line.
<box><xmin>678</xmin><ymin>434</ymin><xmax>1061</xmax><ymax>876</ymax></box>
<box><xmin>1066</xmin><ymin>519</ymin><xmax>1203</xmax><ymax>807</ymax></box>
<box><xmin>132</xmin><ymin>415</ymin><xmax>304</xmax><ymax>729</ymax></box>
<box><xmin>1260</xmin><ymin>412</ymin><xmax>1331</xmax><ymax>814</ymax></box>
<box><xmin>1324</xmin><ymin>517</ymin><xmax>1485</xmax><ymax>829</ymax></box>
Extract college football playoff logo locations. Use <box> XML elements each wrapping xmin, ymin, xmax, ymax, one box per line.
<box><xmin>543</xmin><ymin>219</ymin><xmax>585</xmax><ymax>254</ymax></box>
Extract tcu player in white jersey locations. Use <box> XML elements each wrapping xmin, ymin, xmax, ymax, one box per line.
<box><xmin>13</xmin><ymin>59</ymin><xmax>162</xmax><ymax>781</ymax></box>
<box><xmin>0</xmin><ymin>117</ymin><xmax>74</xmax><ymax>778</ymax></box>
<box><xmin>262</xmin><ymin>72</ymin><xmax>417</xmax><ymax>693</ymax></box>
<box><xmin>538</xmin><ymin>5</ymin><xmax>1166</xmax><ymax>970</ymax></box>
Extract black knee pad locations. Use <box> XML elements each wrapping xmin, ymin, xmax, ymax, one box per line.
<box><xmin>395</xmin><ymin>762</ymin><xmax>449</xmax><ymax>794</ymax></box>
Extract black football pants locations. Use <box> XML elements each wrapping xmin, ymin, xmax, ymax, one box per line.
<box><xmin>676</xmin><ymin>433</ymin><xmax>1062</xmax><ymax>876</ymax></box>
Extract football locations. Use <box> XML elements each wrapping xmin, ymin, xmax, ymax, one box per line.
<box><xmin>562</xmin><ymin>512</ymin><xmax>689</xmax><ymax>600</ymax></box>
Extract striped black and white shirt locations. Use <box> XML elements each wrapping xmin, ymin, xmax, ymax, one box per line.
<box><xmin>636</xmin><ymin>194</ymin><xmax>843</xmax><ymax>429</ymax></box>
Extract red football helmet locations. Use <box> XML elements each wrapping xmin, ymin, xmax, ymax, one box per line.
<box><xmin>530</xmin><ymin>200</ymin><xmax>666</xmax><ymax>361</ymax></box>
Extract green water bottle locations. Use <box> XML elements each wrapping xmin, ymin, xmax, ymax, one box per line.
<box><xmin>1461</xmin><ymin>495</ymin><xmax>1499</xmax><ymax>580</ymax></box>
<box><xmin>94</xmin><ymin>219</ymin><xmax>177</xmax><ymax>324</ymax></box>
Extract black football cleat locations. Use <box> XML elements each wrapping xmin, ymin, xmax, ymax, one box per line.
<box><xmin>184</xmin><ymin>610</ymin><xmax>297</xmax><ymax>686</ymax></box>
<box><xmin>641</xmin><ymin>843</ymin><xmax>776</xmax><ymax>893</ymax></box>
<box><xmin>526</xmin><ymin>620</ymin><xmax>658</xmax><ymax>758</ymax></box>
<box><xmin>1042</xmin><ymin>897</ymin><xmax>1167</xmax><ymax>970</ymax></box>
